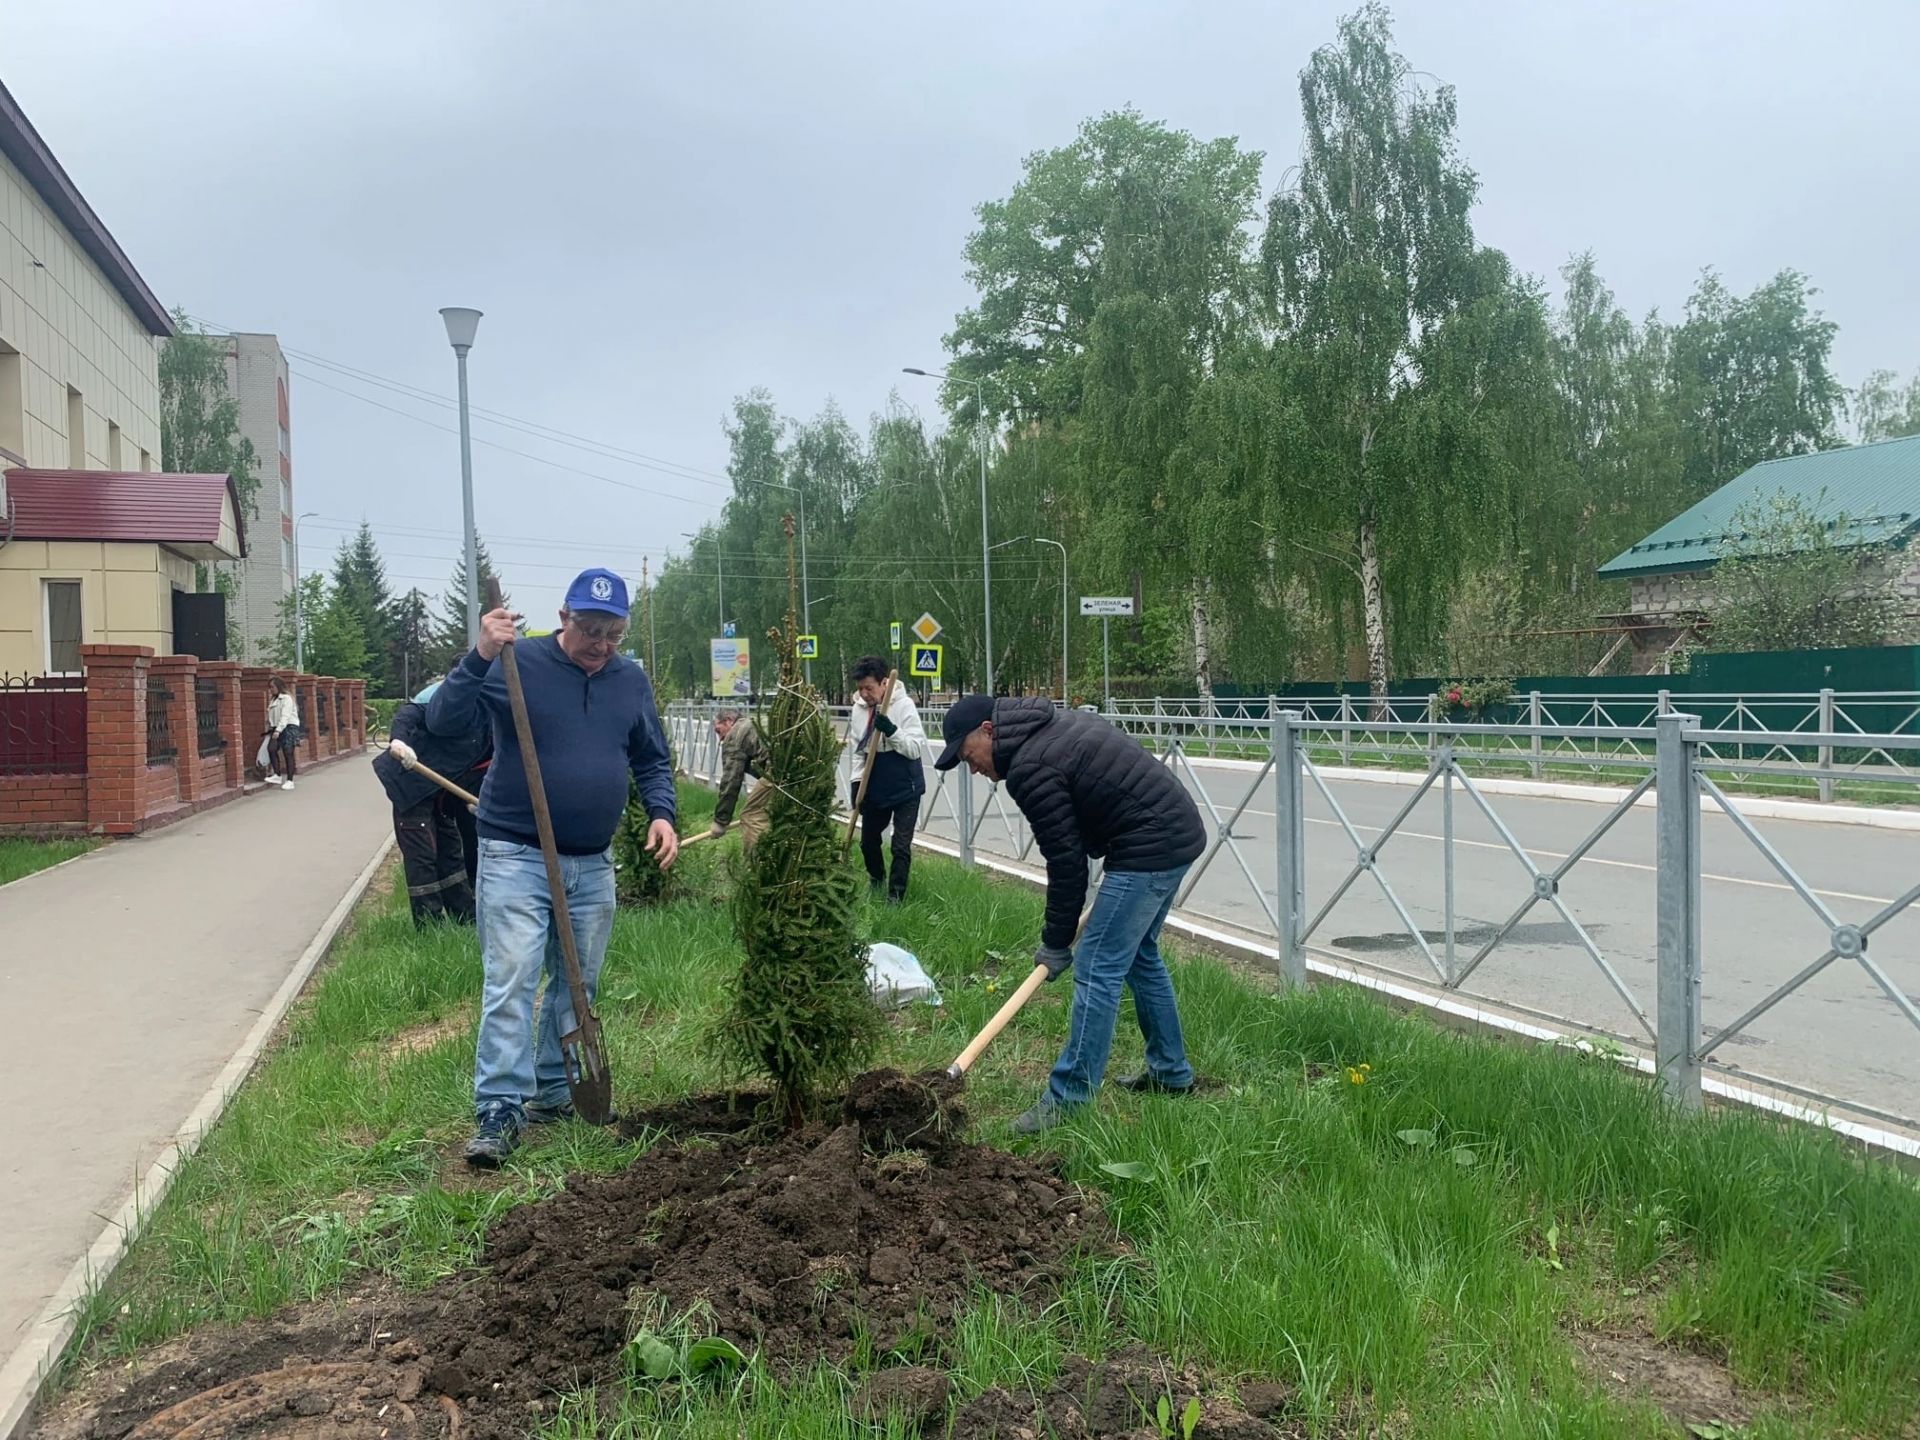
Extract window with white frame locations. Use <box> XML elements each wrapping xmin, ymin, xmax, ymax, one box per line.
<box><xmin>45</xmin><ymin>580</ymin><xmax>82</xmax><ymax>673</ymax></box>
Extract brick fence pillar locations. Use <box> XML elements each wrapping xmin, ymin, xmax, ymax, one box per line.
<box><xmin>81</xmin><ymin>645</ymin><xmax>151</xmax><ymax>835</ymax></box>
<box><xmin>200</xmin><ymin>660</ymin><xmax>245</xmax><ymax>791</ymax></box>
<box><xmin>326</xmin><ymin>678</ymin><xmax>344</xmax><ymax>755</ymax></box>
<box><xmin>242</xmin><ymin>668</ymin><xmax>275</xmax><ymax>778</ymax></box>
<box><xmin>151</xmin><ymin>654</ymin><xmax>201</xmax><ymax>807</ymax></box>
<box><xmin>295</xmin><ymin>674</ymin><xmax>320</xmax><ymax>767</ymax></box>
<box><xmin>349</xmin><ymin>681</ymin><xmax>367</xmax><ymax>747</ymax></box>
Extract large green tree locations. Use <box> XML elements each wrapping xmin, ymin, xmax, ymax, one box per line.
<box><xmin>330</xmin><ymin>521</ymin><xmax>394</xmax><ymax>691</ymax></box>
<box><xmin>1853</xmin><ymin>368</ymin><xmax>1920</xmax><ymax>443</ymax></box>
<box><xmin>430</xmin><ymin>538</ymin><xmax>510</xmax><ymax>671</ymax></box>
<box><xmin>1259</xmin><ymin>2</ymin><xmax>1488</xmax><ymax>700</ymax></box>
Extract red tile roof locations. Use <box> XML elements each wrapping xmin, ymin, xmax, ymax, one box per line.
<box><xmin>1</xmin><ymin>468</ymin><xmax>246</xmax><ymax>556</ymax></box>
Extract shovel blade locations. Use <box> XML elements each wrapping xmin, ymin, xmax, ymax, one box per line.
<box><xmin>559</xmin><ymin>1013</ymin><xmax>615</xmax><ymax>1126</ymax></box>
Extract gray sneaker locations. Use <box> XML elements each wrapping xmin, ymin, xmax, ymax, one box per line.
<box><xmin>464</xmin><ymin>1103</ymin><xmax>521</xmax><ymax>1169</ymax></box>
<box><xmin>1010</xmin><ymin>1100</ymin><xmax>1067</xmax><ymax>1136</ymax></box>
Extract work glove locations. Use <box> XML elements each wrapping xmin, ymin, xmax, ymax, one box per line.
<box><xmin>873</xmin><ymin>712</ymin><xmax>898</xmax><ymax>737</ymax></box>
<box><xmin>708</xmin><ymin>821</ymin><xmax>727</xmax><ymax>839</ymax></box>
<box><xmin>1035</xmin><ymin>943</ymin><xmax>1075</xmax><ymax>982</ymax></box>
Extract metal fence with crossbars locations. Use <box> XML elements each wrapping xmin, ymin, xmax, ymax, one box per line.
<box><xmin>665</xmin><ymin>694</ymin><xmax>1920</xmax><ymax>1132</ymax></box>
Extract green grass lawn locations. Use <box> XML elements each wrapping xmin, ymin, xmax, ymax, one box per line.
<box><xmin>0</xmin><ymin>835</ymin><xmax>96</xmax><ymax>887</ymax></box>
<box><xmin>60</xmin><ymin>781</ymin><xmax>1920</xmax><ymax>1438</ymax></box>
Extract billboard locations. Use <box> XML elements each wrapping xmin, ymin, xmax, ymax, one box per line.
<box><xmin>709</xmin><ymin>637</ymin><xmax>753</xmax><ymax>696</ymax></box>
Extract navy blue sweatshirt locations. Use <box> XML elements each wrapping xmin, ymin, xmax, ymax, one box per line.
<box><xmin>426</xmin><ymin>636</ymin><xmax>676</xmax><ymax>855</ymax></box>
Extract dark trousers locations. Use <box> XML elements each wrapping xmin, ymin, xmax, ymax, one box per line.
<box><xmin>451</xmin><ymin>770</ymin><xmax>483</xmax><ymax>892</ymax></box>
<box><xmin>860</xmin><ymin>794</ymin><xmax>921</xmax><ymax>900</ymax></box>
<box><xmin>395</xmin><ymin>794</ymin><xmax>475</xmax><ymax>926</ymax></box>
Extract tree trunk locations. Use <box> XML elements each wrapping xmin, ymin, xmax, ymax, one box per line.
<box><xmin>1359</xmin><ymin>511</ymin><xmax>1390</xmax><ymax>716</ymax></box>
<box><xmin>1190</xmin><ymin>580</ymin><xmax>1214</xmax><ymax>700</ymax></box>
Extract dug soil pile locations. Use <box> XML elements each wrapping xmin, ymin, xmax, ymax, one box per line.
<box><xmin>40</xmin><ymin>1077</ymin><xmax>1090</xmax><ymax>1440</ymax></box>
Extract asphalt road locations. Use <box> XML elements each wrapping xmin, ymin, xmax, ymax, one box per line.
<box><xmin>884</xmin><ymin>750</ymin><xmax>1920</xmax><ymax>1126</ymax></box>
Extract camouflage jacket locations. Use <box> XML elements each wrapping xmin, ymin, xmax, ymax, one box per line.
<box><xmin>713</xmin><ymin>716</ymin><xmax>770</xmax><ymax>827</ymax></box>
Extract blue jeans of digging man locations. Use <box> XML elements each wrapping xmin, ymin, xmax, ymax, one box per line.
<box><xmin>1047</xmin><ymin>862</ymin><xmax>1195</xmax><ymax>1109</ymax></box>
<box><xmin>474</xmin><ymin>838</ymin><xmax>617</xmax><ymax>1121</ymax></box>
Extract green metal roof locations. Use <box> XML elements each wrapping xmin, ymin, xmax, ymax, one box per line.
<box><xmin>1597</xmin><ymin>435</ymin><xmax>1920</xmax><ymax>580</ymax></box>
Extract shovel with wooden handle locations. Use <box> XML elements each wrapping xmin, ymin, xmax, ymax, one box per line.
<box><xmin>387</xmin><ymin>739</ymin><xmax>478</xmax><ymax>808</ymax></box>
<box><xmin>484</xmin><ymin>578</ymin><xmax>615</xmax><ymax>1125</ymax></box>
<box><xmin>944</xmin><ymin>893</ymin><xmax>1101</xmax><ymax>1080</ymax></box>
<box><xmin>842</xmin><ymin>670</ymin><xmax>898</xmax><ymax>860</ymax></box>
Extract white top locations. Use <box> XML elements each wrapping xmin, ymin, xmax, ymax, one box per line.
<box><xmin>850</xmin><ymin>684</ymin><xmax>928</xmax><ymax>759</ymax></box>
<box><xmin>268</xmin><ymin>693</ymin><xmax>300</xmax><ymax>734</ymax></box>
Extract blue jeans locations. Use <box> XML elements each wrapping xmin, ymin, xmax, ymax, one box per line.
<box><xmin>473</xmin><ymin>838</ymin><xmax>616</xmax><ymax>1120</ymax></box>
<box><xmin>1047</xmin><ymin>863</ymin><xmax>1194</xmax><ymax>1108</ymax></box>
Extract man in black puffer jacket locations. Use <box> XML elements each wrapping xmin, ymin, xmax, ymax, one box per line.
<box><xmin>935</xmin><ymin>695</ymin><xmax>1205</xmax><ymax>1132</ymax></box>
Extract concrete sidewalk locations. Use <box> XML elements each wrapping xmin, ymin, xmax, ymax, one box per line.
<box><xmin>0</xmin><ymin>756</ymin><xmax>392</xmax><ymax>1417</ymax></box>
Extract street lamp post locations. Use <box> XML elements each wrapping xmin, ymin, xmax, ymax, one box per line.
<box><xmin>684</xmin><ymin>531</ymin><xmax>724</xmax><ymax>633</ymax></box>
<box><xmin>1032</xmin><ymin>537</ymin><xmax>1067</xmax><ymax>702</ymax></box>
<box><xmin>439</xmin><ymin>307</ymin><xmax>483</xmax><ymax>646</ymax></box>
<box><xmin>292</xmin><ymin>510</ymin><xmax>319</xmax><ymax>671</ymax></box>
<box><xmin>904</xmin><ymin>366</ymin><xmax>996</xmax><ymax>695</ymax></box>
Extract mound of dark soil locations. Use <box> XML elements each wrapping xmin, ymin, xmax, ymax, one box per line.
<box><xmin>41</xmin><ymin>1106</ymin><xmax>1098</xmax><ymax>1440</ymax></box>
<box><xmin>948</xmin><ymin>1347</ymin><xmax>1304</xmax><ymax>1439</ymax></box>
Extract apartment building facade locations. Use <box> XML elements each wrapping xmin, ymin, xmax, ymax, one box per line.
<box><xmin>211</xmin><ymin>332</ymin><xmax>293</xmax><ymax>660</ymax></box>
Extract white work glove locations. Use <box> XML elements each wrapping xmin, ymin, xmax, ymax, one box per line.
<box><xmin>387</xmin><ymin>739</ymin><xmax>419</xmax><ymax>767</ymax></box>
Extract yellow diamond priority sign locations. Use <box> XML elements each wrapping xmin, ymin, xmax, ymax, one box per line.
<box><xmin>911</xmin><ymin>612</ymin><xmax>942</xmax><ymax>645</ymax></box>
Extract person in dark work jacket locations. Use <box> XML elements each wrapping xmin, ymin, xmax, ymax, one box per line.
<box><xmin>427</xmin><ymin>567</ymin><xmax>678</xmax><ymax>1167</ymax></box>
<box><xmin>935</xmin><ymin>695</ymin><xmax>1205</xmax><ymax>1133</ymax></box>
<box><xmin>371</xmin><ymin>680</ymin><xmax>491</xmax><ymax>926</ymax></box>
<box><xmin>847</xmin><ymin>654</ymin><xmax>928</xmax><ymax>903</ymax></box>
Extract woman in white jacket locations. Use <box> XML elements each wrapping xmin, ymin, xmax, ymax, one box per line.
<box><xmin>263</xmin><ymin>678</ymin><xmax>304</xmax><ymax>790</ymax></box>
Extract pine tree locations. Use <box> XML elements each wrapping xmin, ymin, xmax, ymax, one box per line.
<box><xmin>331</xmin><ymin>521</ymin><xmax>394</xmax><ymax>691</ymax></box>
<box><xmin>430</xmin><ymin>538</ymin><xmax>509</xmax><ymax>670</ymax></box>
<box><xmin>385</xmin><ymin>588</ymin><xmax>435</xmax><ymax>698</ymax></box>
<box><xmin>723</xmin><ymin>515</ymin><xmax>875</xmax><ymax>1127</ymax></box>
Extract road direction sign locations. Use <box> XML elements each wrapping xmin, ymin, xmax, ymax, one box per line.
<box><xmin>911</xmin><ymin>612</ymin><xmax>943</xmax><ymax>645</ymax></box>
<box><xmin>1079</xmin><ymin>596</ymin><xmax>1135</xmax><ymax>617</ymax></box>
<box><xmin>796</xmin><ymin>634</ymin><xmax>820</xmax><ymax>660</ymax></box>
<box><xmin>909</xmin><ymin>643</ymin><xmax>943</xmax><ymax>681</ymax></box>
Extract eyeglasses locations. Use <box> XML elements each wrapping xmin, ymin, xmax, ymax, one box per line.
<box><xmin>570</xmin><ymin>619</ymin><xmax>628</xmax><ymax>645</ymax></box>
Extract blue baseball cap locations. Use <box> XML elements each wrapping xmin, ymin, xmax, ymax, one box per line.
<box><xmin>565</xmin><ymin>567</ymin><xmax>629</xmax><ymax>618</ymax></box>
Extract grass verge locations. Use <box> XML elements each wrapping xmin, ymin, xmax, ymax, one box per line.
<box><xmin>0</xmin><ymin>835</ymin><xmax>96</xmax><ymax>887</ymax></box>
<box><xmin>57</xmin><ymin>781</ymin><xmax>1920</xmax><ymax>1438</ymax></box>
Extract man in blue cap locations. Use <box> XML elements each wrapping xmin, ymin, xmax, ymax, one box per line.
<box><xmin>428</xmin><ymin>567</ymin><xmax>678</xmax><ymax>1167</ymax></box>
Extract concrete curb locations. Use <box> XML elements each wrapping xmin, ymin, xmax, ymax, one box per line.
<box><xmin>0</xmin><ymin>833</ymin><xmax>396</xmax><ymax>1440</ymax></box>
<box><xmin>1180</xmin><ymin>754</ymin><xmax>1920</xmax><ymax>831</ymax></box>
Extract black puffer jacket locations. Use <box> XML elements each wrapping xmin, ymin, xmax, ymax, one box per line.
<box><xmin>994</xmin><ymin>698</ymin><xmax>1205</xmax><ymax>949</ymax></box>
<box><xmin>372</xmin><ymin>701</ymin><xmax>492</xmax><ymax>812</ymax></box>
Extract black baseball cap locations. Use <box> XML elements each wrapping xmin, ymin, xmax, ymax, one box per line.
<box><xmin>934</xmin><ymin>694</ymin><xmax>996</xmax><ymax>770</ymax></box>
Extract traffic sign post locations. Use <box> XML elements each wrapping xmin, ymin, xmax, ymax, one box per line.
<box><xmin>796</xmin><ymin>634</ymin><xmax>820</xmax><ymax>661</ymax></box>
<box><xmin>1080</xmin><ymin>597</ymin><xmax>1134</xmax><ymax>713</ymax></box>
<box><xmin>909</xmin><ymin>643</ymin><xmax>943</xmax><ymax>684</ymax></box>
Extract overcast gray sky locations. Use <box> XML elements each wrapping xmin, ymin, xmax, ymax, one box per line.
<box><xmin>7</xmin><ymin>1</ymin><xmax>1917</xmax><ymax>624</ymax></box>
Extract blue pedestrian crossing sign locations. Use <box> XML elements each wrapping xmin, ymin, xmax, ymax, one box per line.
<box><xmin>722</xmin><ymin>621</ymin><xmax>736</xmax><ymax>638</ymax></box>
<box><xmin>909</xmin><ymin>643</ymin><xmax>942</xmax><ymax>681</ymax></box>
<box><xmin>796</xmin><ymin>634</ymin><xmax>820</xmax><ymax>660</ymax></box>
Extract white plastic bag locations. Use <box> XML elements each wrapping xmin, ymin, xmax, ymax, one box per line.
<box><xmin>866</xmin><ymin>942</ymin><xmax>941</xmax><ymax>1009</ymax></box>
<box><xmin>256</xmin><ymin>737</ymin><xmax>273</xmax><ymax>771</ymax></box>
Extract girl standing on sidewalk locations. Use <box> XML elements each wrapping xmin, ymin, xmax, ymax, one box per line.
<box><xmin>264</xmin><ymin>678</ymin><xmax>304</xmax><ymax>791</ymax></box>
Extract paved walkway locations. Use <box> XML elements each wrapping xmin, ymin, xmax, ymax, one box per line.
<box><xmin>0</xmin><ymin>757</ymin><xmax>392</xmax><ymax>1383</ymax></box>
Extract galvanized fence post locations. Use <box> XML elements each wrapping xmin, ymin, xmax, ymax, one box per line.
<box><xmin>1818</xmin><ymin>686</ymin><xmax>1835</xmax><ymax>804</ymax></box>
<box><xmin>1655</xmin><ymin>711</ymin><xmax>1704</xmax><ymax>1109</ymax></box>
<box><xmin>1338</xmin><ymin>692</ymin><xmax>1354</xmax><ymax>768</ymax></box>
<box><xmin>1529</xmin><ymin>690</ymin><xmax>1544</xmax><ymax>781</ymax></box>
<box><xmin>1153</xmin><ymin>697</ymin><xmax>1164</xmax><ymax>757</ymax></box>
<box><xmin>1441</xmin><ymin>740</ymin><xmax>1456</xmax><ymax>985</ymax></box>
<box><xmin>956</xmin><ymin>762</ymin><xmax>975</xmax><ymax>870</ymax></box>
<box><xmin>1272</xmin><ymin>705</ymin><xmax>1307</xmax><ymax>988</ymax></box>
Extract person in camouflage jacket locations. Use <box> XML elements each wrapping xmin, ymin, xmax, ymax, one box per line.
<box><xmin>708</xmin><ymin>708</ymin><xmax>773</xmax><ymax>850</ymax></box>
